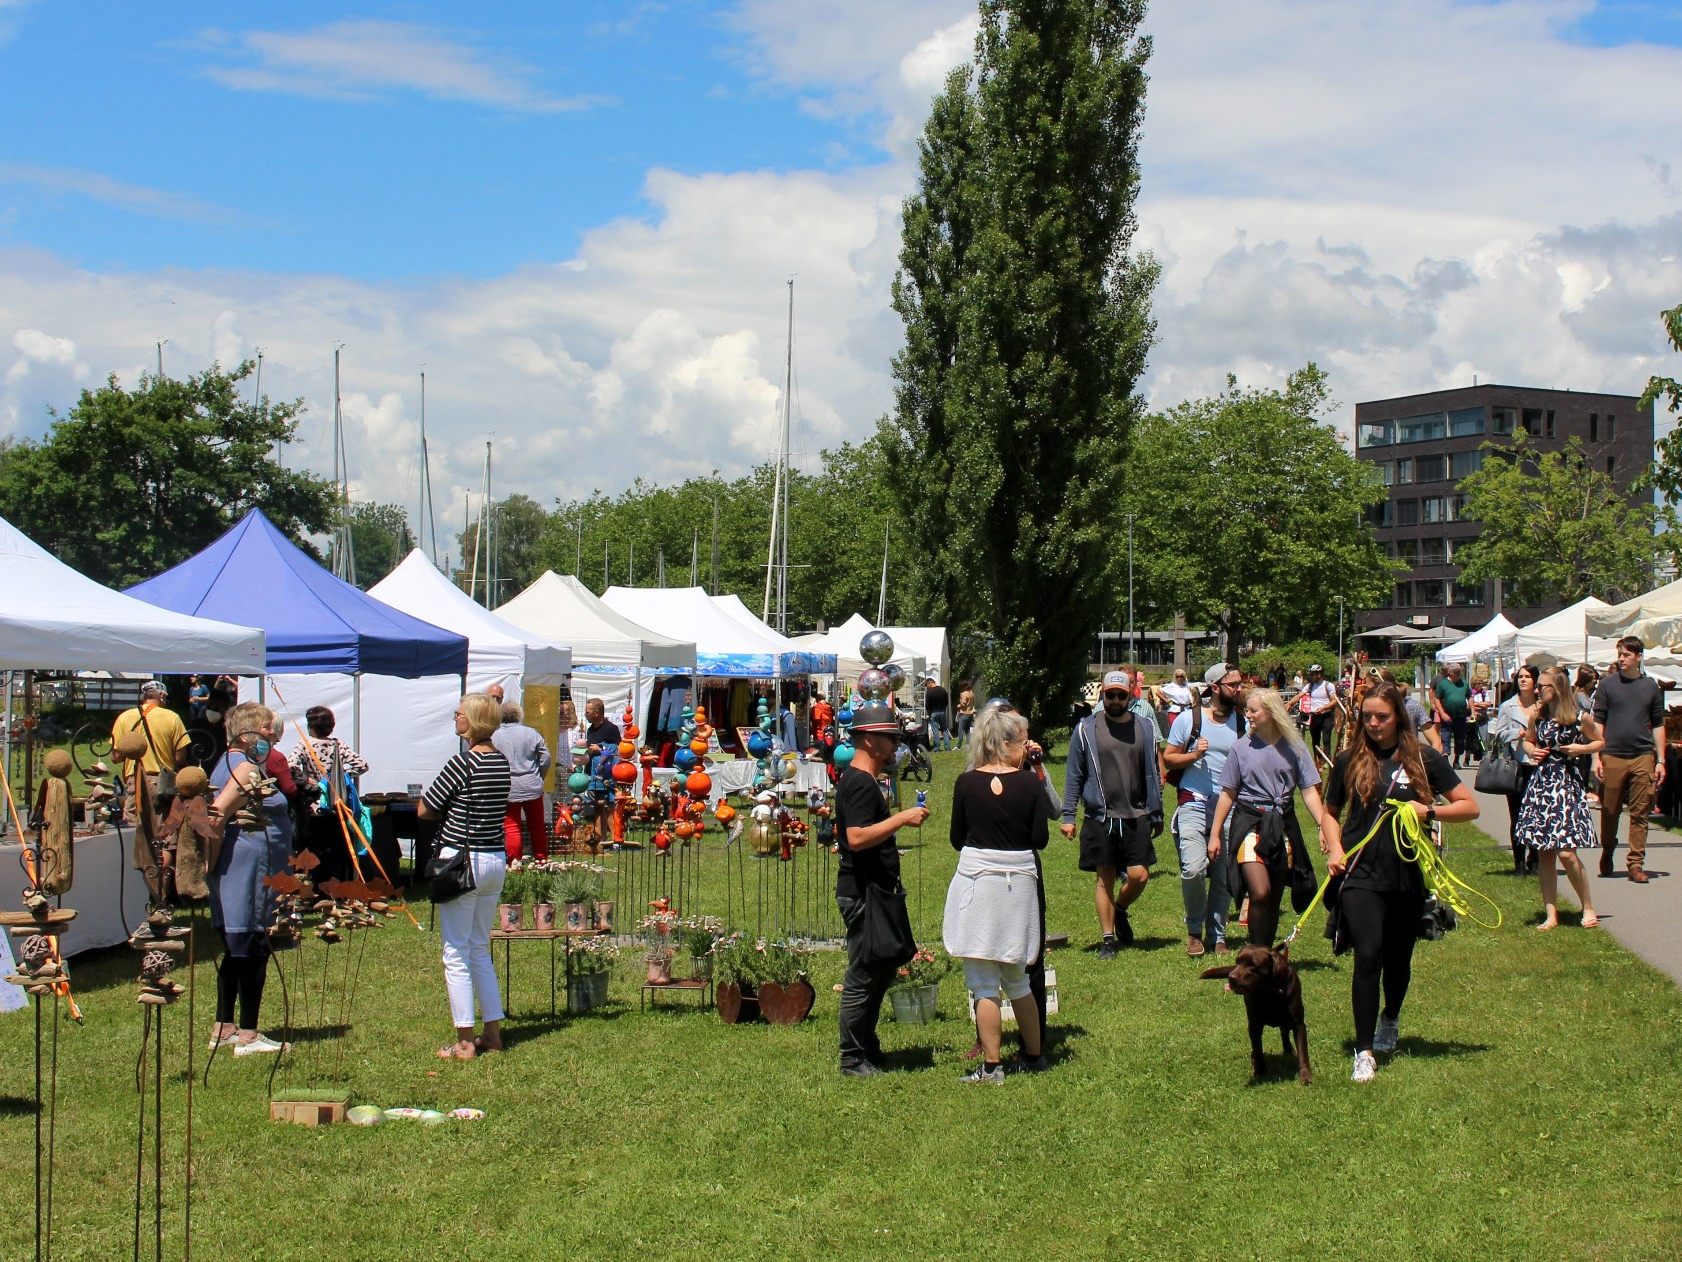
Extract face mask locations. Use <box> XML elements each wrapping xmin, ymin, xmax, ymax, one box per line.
<box><xmin>251</xmin><ymin>738</ymin><xmax>272</xmax><ymax>761</ymax></box>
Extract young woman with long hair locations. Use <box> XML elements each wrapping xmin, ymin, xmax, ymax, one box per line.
<box><xmin>1322</xmin><ymin>683</ymin><xmax>1478</xmax><ymax>1083</ymax></box>
<box><xmin>1489</xmin><ymin>664</ymin><xmax>1542</xmax><ymax>874</ymax></box>
<box><xmin>1514</xmin><ymin>667</ymin><xmax>1604</xmax><ymax>931</ymax></box>
<box><xmin>1207</xmin><ymin>689</ymin><xmax>1326</xmax><ymax>951</ymax></box>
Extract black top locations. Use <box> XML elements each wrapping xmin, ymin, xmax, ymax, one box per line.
<box><xmin>925</xmin><ymin>685</ymin><xmax>950</xmax><ymax>714</ymax></box>
<box><xmin>1325</xmin><ymin>745</ymin><xmax>1459</xmax><ymax>895</ymax></box>
<box><xmin>834</xmin><ymin>765</ymin><xmax>898</xmax><ymax>899</ymax></box>
<box><xmin>585</xmin><ymin>718</ymin><xmax>622</xmax><ymax>750</ymax></box>
<box><xmin>423</xmin><ymin>749</ymin><xmax>513</xmax><ymax>853</ymax></box>
<box><xmin>949</xmin><ymin>769</ymin><xmax>1052</xmax><ymax>852</ymax></box>
<box><xmin>1592</xmin><ymin>671</ymin><xmax>1664</xmax><ymax>757</ymax></box>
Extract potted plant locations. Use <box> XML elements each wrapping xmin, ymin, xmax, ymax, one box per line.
<box><xmin>639</xmin><ymin>907</ymin><xmax>679</xmax><ymax>984</ymax></box>
<box><xmin>498</xmin><ymin>864</ymin><xmax>530</xmax><ymax>932</ymax></box>
<box><xmin>712</xmin><ymin>932</ymin><xmax>763</xmax><ymax>1023</ymax></box>
<box><xmin>679</xmin><ymin>915</ymin><xmax>723</xmax><ymax>981</ymax></box>
<box><xmin>888</xmin><ymin>946</ymin><xmax>948</xmax><ymax>1024</ymax></box>
<box><xmin>565</xmin><ymin>937</ymin><xmax>618</xmax><ymax>1012</ymax></box>
<box><xmin>556</xmin><ymin>866</ymin><xmax>598</xmax><ymax>932</ymax></box>
<box><xmin>527</xmin><ymin>867</ymin><xmax>558</xmax><ymax>931</ymax></box>
<box><xmin>755</xmin><ymin>939</ymin><xmax>815</xmax><ymax>1025</ymax></box>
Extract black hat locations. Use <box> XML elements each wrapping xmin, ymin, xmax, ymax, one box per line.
<box><xmin>849</xmin><ymin>704</ymin><xmax>903</xmax><ymax>738</ymax></box>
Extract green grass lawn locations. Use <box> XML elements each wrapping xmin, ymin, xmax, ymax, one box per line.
<box><xmin>3</xmin><ymin>746</ymin><xmax>1681</xmax><ymax>1260</ymax></box>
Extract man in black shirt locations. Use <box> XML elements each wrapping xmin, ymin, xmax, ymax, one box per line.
<box><xmin>924</xmin><ymin>677</ymin><xmax>952</xmax><ymax>752</ymax></box>
<box><xmin>1592</xmin><ymin>636</ymin><xmax>1667</xmax><ymax>882</ymax></box>
<box><xmin>583</xmin><ymin>698</ymin><xmax>621</xmax><ymax>756</ymax></box>
<box><xmin>835</xmin><ymin>704</ymin><xmax>930</xmax><ymax>1077</ymax></box>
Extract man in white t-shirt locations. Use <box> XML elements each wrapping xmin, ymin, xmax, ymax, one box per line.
<box><xmin>1300</xmin><ymin>663</ymin><xmax>1339</xmax><ymax>764</ymax></box>
<box><xmin>1163</xmin><ymin>663</ymin><xmax>1245</xmax><ymax>956</ymax></box>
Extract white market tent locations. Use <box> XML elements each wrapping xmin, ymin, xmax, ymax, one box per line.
<box><xmin>793</xmin><ymin>613</ymin><xmax>928</xmax><ymax>686</ymax></box>
<box><xmin>496</xmin><ymin>573</ymin><xmax>696</xmax><ymax>733</ymax></box>
<box><xmin>276</xmin><ymin>550</ymin><xmax>577</xmax><ymax>794</ymax></box>
<box><xmin>1585</xmin><ymin>578</ymin><xmax>1682</xmax><ymax>648</ymax></box>
<box><xmin>880</xmin><ymin>624</ymin><xmax>951</xmax><ymax>687</ymax></box>
<box><xmin>709</xmin><ymin>594</ymin><xmax>839</xmax><ymax>675</ymax></box>
<box><xmin>1435</xmin><ymin>613</ymin><xmax>1516</xmax><ymax>663</ymax></box>
<box><xmin>603</xmin><ymin>586</ymin><xmax>812</xmax><ymax>677</ymax></box>
<box><xmin>1498</xmin><ymin>597</ymin><xmax>1616</xmax><ymax>668</ymax></box>
<box><xmin>0</xmin><ymin>514</ymin><xmax>266</xmax><ymax>672</ymax></box>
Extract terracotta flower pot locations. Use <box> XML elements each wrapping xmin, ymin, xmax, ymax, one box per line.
<box><xmin>532</xmin><ymin>902</ymin><xmax>557</xmax><ymax>931</ymax></box>
<box><xmin>562</xmin><ymin>901</ymin><xmax>589</xmax><ymax>931</ymax></box>
<box><xmin>756</xmin><ymin>977</ymin><xmax>815</xmax><ymax>1026</ymax></box>
<box><xmin>498</xmin><ymin>903</ymin><xmax>523</xmax><ymax>932</ymax></box>
<box><xmin>646</xmin><ymin>954</ymin><xmax>673</xmax><ymax>985</ymax></box>
<box><xmin>593</xmin><ymin>900</ymin><xmax>614</xmax><ymax>931</ymax></box>
<box><xmin>716</xmin><ymin>981</ymin><xmax>759</xmax><ymax>1024</ymax></box>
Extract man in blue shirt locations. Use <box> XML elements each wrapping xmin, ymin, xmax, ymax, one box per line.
<box><xmin>1163</xmin><ymin>663</ymin><xmax>1246</xmax><ymax>956</ymax></box>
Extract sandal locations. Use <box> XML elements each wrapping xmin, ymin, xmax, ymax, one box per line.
<box><xmin>1581</xmin><ymin>912</ymin><xmax>1600</xmax><ymax>929</ymax></box>
<box><xmin>473</xmin><ymin>1037</ymin><xmax>503</xmax><ymax>1055</ymax></box>
<box><xmin>436</xmin><ymin>1042</ymin><xmax>476</xmax><ymax>1060</ymax></box>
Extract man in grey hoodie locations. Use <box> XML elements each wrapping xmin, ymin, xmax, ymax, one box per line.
<box><xmin>1061</xmin><ymin>670</ymin><xmax>1164</xmax><ymax>957</ymax></box>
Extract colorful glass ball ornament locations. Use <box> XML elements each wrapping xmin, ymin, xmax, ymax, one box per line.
<box><xmin>858</xmin><ymin>629</ymin><xmax>895</xmax><ymax>666</ymax></box>
<box><xmin>674</xmin><ymin>747</ymin><xmax>698</xmax><ymax>771</ymax></box>
<box><xmin>567</xmin><ymin>769</ymin><xmax>590</xmax><ymax>794</ymax></box>
<box><xmin>746</xmin><ymin>731</ymin><xmax>774</xmax><ymax>759</ymax></box>
<box><xmin>833</xmin><ymin>742</ymin><xmax>855</xmax><ymax>768</ymax></box>
<box><xmin>857</xmin><ymin>668</ymin><xmax>892</xmax><ymax>701</ymax></box>
<box><xmin>610</xmin><ymin>760</ymin><xmax>638</xmax><ymax>784</ymax></box>
<box><xmin>882</xmin><ymin>662</ymin><xmax>907</xmax><ymax>694</ymax></box>
<box><xmin>837</xmin><ymin>707</ymin><xmax>854</xmax><ymax>726</ymax></box>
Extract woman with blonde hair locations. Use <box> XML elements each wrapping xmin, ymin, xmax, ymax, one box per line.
<box><xmin>1208</xmin><ymin>689</ymin><xmax>1327</xmax><ymax>950</ymax></box>
<box><xmin>419</xmin><ymin>693</ymin><xmax>512</xmax><ymax>1058</ymax></box>
<box><xmin>943</xmin><ymin>705</ymin><xmax>1053</xmax><ymax>1082</ymax></box>
<box><xmin>1514</xmin><ymin>667</ymin><xmax>1603</xmax><ymax>930</ymax></box>
<box><xmin>205</xmin><ymin>701</ymin><xmax>293</xmax><ymax>1055</ymax></box>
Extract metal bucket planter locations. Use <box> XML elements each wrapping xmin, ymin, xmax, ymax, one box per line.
<box><xmin>889</xmin><ymin>983</ymin><xmax>939</xmax><ymax>1024</ymax></box>
<box><xmin>567</xmin><ymin>969</ymin><xmax>611</xmax><ymax>1013</ymax></box>
<box><xmin>533</xmin><ymin>902</ymin><xmax>558</xmax><ymax>931</ymax></box>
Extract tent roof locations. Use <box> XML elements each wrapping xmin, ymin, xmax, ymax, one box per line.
<box><xmin>1585</xmin><ymin>578</ymin><xmax>1682</xmax><ymax>647</ymax></box>
<box><xmin>495</xmin><ymin>573</ymin><xmax>694</xmax><ymax>670</ymax></box>
<box><xmin>370</xmin><ymin>551</ymin><xmax>571</xmax><ymax>683</ymax></box>
<box><xmin>1397</xmin><ymin>624</ymin><xmax>1465</xmax><ymax>645</ymax></box>
<box><xmin>601</xmin><ymin>586</ymin><xmax>814</xmax><ymax>677</ymax></box>
<box><xmin>709</xmin><ymin>594</ymin><xmax>837</xmax><ymax>674</ymax></box>
<box><xmin>1436</xmin><ymin>613</ymin><xmax>1517</xmax><ymax>662</ymax></box>
<box><xmin>879</xmin><ymin>625</ymin><xmax>950</xmax><ymax>685</ymax></box>
<box><xmin>0</xmin><ymin>513</ymin><xmax>266</xmax><ymax>673</ymax></box>
<box><xmin>794</xmin><ymin>614</ymin><xmax>926</xmax><ymax>680</ymax></box>
<box><xmin>126</xmin><ymin>510</ymin><xmax>468</xmax><ymax>677</ymax></box>
<box><xmin>1355</xmin><ymin>622</ymin><xmax>1428</xmax><ymax>639</ymax></box>
<box><xmin>1498</xmin><ymin>597</ymin><xmax>1616</xmax><ymax>667</ymax></box>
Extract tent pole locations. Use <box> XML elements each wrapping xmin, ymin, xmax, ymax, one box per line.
<box><xmin>354</xmin><ymin>675</ymin><xmax>363</xmax><ymax>752</ymax></box>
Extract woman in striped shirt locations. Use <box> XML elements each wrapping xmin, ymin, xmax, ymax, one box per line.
<box><xmin>419</xmin><ymin>692</ymin><xmax>512</xmax><ymax>1059</ymax></box>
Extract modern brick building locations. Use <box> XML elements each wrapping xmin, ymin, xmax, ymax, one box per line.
<box><xmin>1352</xmin><ymin>384</ymin><xmax>1654</xmax><ymax>634</ymax></box>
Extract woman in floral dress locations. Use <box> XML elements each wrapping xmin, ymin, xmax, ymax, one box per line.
<box><xmin>1514</xmin><ymin>667</ymin><xmax>1604</xmax><ymax>931</ymax></box>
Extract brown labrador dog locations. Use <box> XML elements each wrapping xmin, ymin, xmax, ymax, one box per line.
<box><xmin>1200</xmin><ymin>943</ymin><xmax>1311</xmax><ymax>1084</ymax></box>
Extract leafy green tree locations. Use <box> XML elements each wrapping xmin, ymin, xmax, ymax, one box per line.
<box><xmin>340</xmin><ymin>501</ymin><xmax>413</xmax><ymax>587</ymax></box>
<box><xmin>1456</xmin><ymin>431</ymin><xmax>1657</xmax><ymax>606</ymax></box>
<box><xmin>881</xmin><ymin>0</ymin><xmax>1156</xmax><ymax>727</ymax></box>
<box><xmin>1641</xmin><ymin>301</ymin><xmax>1682</xmax><ymax>498</ymax></box>
<box><xmin>456</xmin><ymin>493</ymin><xmax>552</xmax><ymax>604</ymax></box>
<box><xmin>1123</xmin><ymin>366</ymin><xmax>1395</xmax><ymax>659</ymax></box>
<box><xmin>0</xmin><ymin>362</ymin><xmax>336</xmax><ymax>587</ymax></box>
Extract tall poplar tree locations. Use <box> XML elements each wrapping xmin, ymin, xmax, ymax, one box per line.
<box><xmin>881</xmin><ymin>0</ymin><xmax>1156</xmax><ymax>726</ymax></box>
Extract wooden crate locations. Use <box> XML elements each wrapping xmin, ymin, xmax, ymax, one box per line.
<box><xmin>269</xmin><ymin>1096</ymin><xmax>348</xmax><ymax>1126</ymax></box>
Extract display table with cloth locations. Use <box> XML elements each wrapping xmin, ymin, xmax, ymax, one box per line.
<box><xmin>0</xmin><ymin>829</ymin><xmax>150</xmax><ymax>957</ymax></box>
<box><xmin>367</xmin><ymin>801</ymin><xmax>435</xmax><ymax>885</ymax></box>
<box><xmin>696</xmin><ymin>759</ymin><xmax>829</xmax><ymax>802</ymax></box>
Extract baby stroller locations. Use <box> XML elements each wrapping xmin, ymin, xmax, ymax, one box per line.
<box><xmin>896</xmin><ymin>706</ymin><xmax>934</xmax><ymax>782</ymax></box>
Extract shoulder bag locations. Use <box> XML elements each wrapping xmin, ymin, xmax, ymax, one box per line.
<box><xmin>1474</xmin><ymin>740</ymin><xmax>1521</xmax><ymax>796</ymax></box>
<box><xmin>427</xmin><ymin>842</ymin><xmax>476</xmax><ymax>904</ymax></box>
<box><xmin>859</xmin><ymin>881</ymin><xmax>917</xmax><ymax>968</ymax></box>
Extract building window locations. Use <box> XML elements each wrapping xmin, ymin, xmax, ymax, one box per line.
<box><xmin>1492</xmin><ymin>407</ymin><xmax>1515</xmax><ymax>435</ymax></box>
<box><xmin>1398</xmin><ymin>413</ymin><xmax>1446</xmax><ymax>443</ymax></box>
<box><xmin>1416</xmin><ymin>454</ymin><xmax>1446</xmax><ymax>482</ymax></box>
<box><xmin>1416</xmin><ymin>579</ymin><xmax>1446</xmax><ymax>607</ymax></box>
<box><xmin>1607</xmin><ymin>455</ymin><xmax>1616</xmax><ymax>476</ymax></box>
<box><xmin>1447</xmin><ymin>407</ymin><xmax>1485</xmax><ymax>437</ymax></box>
<box><xmin>1520</xmin><ymin>408</ymin><xmax>1543</xmax><ymax>435</ymax></box>
<box><xmin>1395</xmin><ymin>581</ymin><xmax>1413</xmax><ymax>608</ymax></box>
<box><xmin>1445</xmin><ymin>494</ymin><xmax>1471</xmax><ymax>522</ymax></box>
<box><xmin>1589</xmin><ymin>413</ymin><xmax>1598</xmax><ymax>442</ymax></box>
<box><xmin>1395</xmin><ymin>457</ymin><xmax>1414</xmax><ymax>484</ymax></box>
<box><xmin>1421</xmin><ymin>497</ymin><xmax>1444</xmax><ymax>524</ymax></box>
<box><xmin>1396</xmin><ymin>499</ymin><xmax>1420</xmax><ymax>527</ymax></box>
<box><xmin>1421</xmin><ymin>538</ymin><xmax>1446</xmax><ymax>565</ymax></box>
<box><xmin>1451</xmin><ymin>582</ymin><xmax>1486</xmax><ymax>607</ymax></box>
<box><xmin>1366</xmin><ymin>501</ymin><xmax>1394</xmax><ymax>528</ymax></box>
<box><xmin>1607</xmin><ymin>414</ymin><xmax>1615</xmax><ymax>440</ymax></box>
<box><xmin>1395</xmin><ymin>539</ymin><xmax>1418</xmax><ymax>564</ymax></box>
<box><xmin>1379</xmin><ymin>461</ymin><xmax>1394</xmax><ymax>486</ymax></box>
<box><xmin>1544</xmin><ymin>410</ymin><xmax>1556</xmax><ymax>438</ymax></box>
<box><xmin>1358</xmin><ymin>420</ymin><xmax>1395</xmax><ymax>448</ymax></box>
<box><xmin>1450</xmin><ymin>450</ymin><xmax>1483</xmax><ymax>479</ymax></box>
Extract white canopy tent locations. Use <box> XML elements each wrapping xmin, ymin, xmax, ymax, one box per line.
<box><xmin>1499</xmin><ymin>597</ymin><xmax>1616</xmax><ymax>668</ymax></box>
<box><xmin>0</xmin><ymin>514</ymin><xmax>265</xmax><ymax>673</ymax></box>
<box><xmin>880</xmin><ymin>625</ymin><xmax>951</xmax><ymax>687</ymax></box>
<box><xmin>793</xmin><ymin>613</ymin><xmax>928</xmax><ymax>688</ymax></box>
<box><xmin>1585</xmin><ymin>578</ymin><xmax>1682</xmax><ymax>648</ymax></box>
<box><xmin>496</xmin><ymin>573</ymin><xmax>696</xmax><ymax>735</ymax></box>
<box><xmin>1435</xmin><ymin>613</ymin><xmax>1516</xmax><ymax>663</ymax></box>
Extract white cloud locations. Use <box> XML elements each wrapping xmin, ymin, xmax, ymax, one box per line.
<box><xmin>196</xmin><ymin>20</ymin><xmax>598</xmax><ymax>113</ymax></box>
<box><xmin>6</xmin><ymin>326</ymin><xmax>85</xmax><ymax>386</ymax></box>
<box><xmin>0</xmin><ymin>163</ymin><xmax>250</xmax><ymax>225</ymax></box>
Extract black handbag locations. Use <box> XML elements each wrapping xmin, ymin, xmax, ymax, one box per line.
<box><xmin>426</xmin><ymin>843</ymin><xmax>476</xmax><ymax>904</ymax></box>
<box><xmin>1474</xmin><ymin>742</ymin><xmax>1521</xmax><ymax>795</ymax></box>
<box><xmin>858</xmin><ymin>881</ymin><xmax>916</xmax><ymax>968</ymax></box>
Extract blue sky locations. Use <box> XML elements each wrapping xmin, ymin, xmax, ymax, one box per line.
<box><xmin>3</xmin><ymin>1</ymin><xmax>1681</xmax><ymax>523</ymax></box>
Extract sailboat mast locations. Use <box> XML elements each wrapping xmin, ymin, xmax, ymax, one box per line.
<box><xmin>877</xmin><ymin>522</ymin><xmax>889</xmax><ymax>625</ymax></box>
<box><xmin>330</xmin><ymin>346</ymin><xmax>356</xmax><ymax>584</ymax></box>
<box><xmin>419</xmin><ymin>371</ymin><xmax>439</xmax><ymax>566</ymax></box>
<box><xmin>763</xmin><ymin>279</ymin><xmax>793</xmax><ymax>630</ymax></box>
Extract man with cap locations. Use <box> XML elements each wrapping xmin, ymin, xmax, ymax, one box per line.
<box><xmin>1163</xmin><ymin>664</ymin><xmax>1246</xmax><ymax>956</ymax></box>
<box><xmin>1060</xmin><ymin>670</ymin><xmax>1164</xmax><ymax>957</ymax></box>
<box><xmin>834</xmin><ymin>703</ymin><xmax>930</xmax><ymax>1076</ymax></box>
<box><xmin>1299</xmin><ymin>663</ymin><xmax>1339</xmax><ymax>764</ymax></box>
<box><xmin>111</xmin><ymin>680</ymin><xmax>191</xmax><ymax>896</ymax></box>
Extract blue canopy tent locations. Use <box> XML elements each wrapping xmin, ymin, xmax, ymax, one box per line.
<box><xmin>127</xmin><ymin>510</ymin><xmax>470</xmax><ymax>789</ymax></box>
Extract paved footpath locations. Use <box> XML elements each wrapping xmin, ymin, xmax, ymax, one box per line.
<box><xmin>1465</xmin><ymin>782</ymin><xmax>1682</xmax><ymax>989</ymax></box>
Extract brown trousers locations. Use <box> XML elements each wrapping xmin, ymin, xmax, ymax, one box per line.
<box><xmin>1599</xmin><ymin>752</ymin><xmax>1655</xmax><ymax>868</ymax></box>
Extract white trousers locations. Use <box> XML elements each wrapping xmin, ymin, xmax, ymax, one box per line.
<box><xmin>438</xmin><ymin>849</ymin><xmax>506</xmax><ymax>1028</ymax></box>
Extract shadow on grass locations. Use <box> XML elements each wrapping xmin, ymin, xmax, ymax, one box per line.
<box><xmin>0</xmin><ymin>1096</ymin><xmax>37</xmax><ymax>1116</ymax></box>
<box><xmin>283</xmin><ymin>1023</ymin><xmax>350</xmax><ymax>1045</ymax></box>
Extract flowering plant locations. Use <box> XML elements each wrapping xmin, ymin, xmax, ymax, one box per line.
<box><xmin>710</xmin><ymin>932</ymin><xmax>762</xmax><ymax>987</ymax></box>
<box><xmin>566</xmin><ymin>936</ymin><xmax>620</xmax><ymax>974</ymax></box>
<box><xmin>638</xmin><ymin>909</ymin><xmax>680</xmax><ymax>959</ymax></box>
<box><xmin>678</xmin><ymin>915</ymin><xmax>724</xmax><ymax>959</ymax></box>
<box><xmin>889</xmin><ymin>946</ymin><xmax>950</xmax><ymax>993</ymax></box>
<box><xmin>757</xmin><ymin>938</ymin><xmax>811</xmax><ymax>986</ymax></box>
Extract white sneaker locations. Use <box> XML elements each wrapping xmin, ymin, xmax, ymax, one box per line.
<box><xmin>1351</xmin><ymin>1050</ymin><xmax>1377</xmax><ymax>1083</ymax></box>
<box><xmin>207</xmin><ymin>1030</ymin><xmax>238</xmax><ymax>1051</ymax></box>
<box><xmin>1374</xmin><ymin>1016</ymin><xmax>1399</xmax><ymax>1054</ymax></box>
<box><xmin>233</xmin><ymin>1034</ymin><xmax>290</xmax><ymax>1056</ymax></box>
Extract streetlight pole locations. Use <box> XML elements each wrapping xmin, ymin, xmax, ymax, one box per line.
<box><xmin>1336</xmin><ymin>596</ymin><xmax>1346</xmax><ymax>676</ymax></box>
<box><xmin>1126</xmin><ymin>513</ymin><xmax>1136</xmax><ymax>666</ymax></box>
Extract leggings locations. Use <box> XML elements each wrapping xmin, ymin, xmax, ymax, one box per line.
<box><xmin>215</xmin><ymin>943</ymin><xmax>271</xmax><ymax>1028</ymax></box>
<box><xmin>1341</xmin><ymin>888</ymin><xmax>1423</xmax><ymax>1052</ymax></box>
